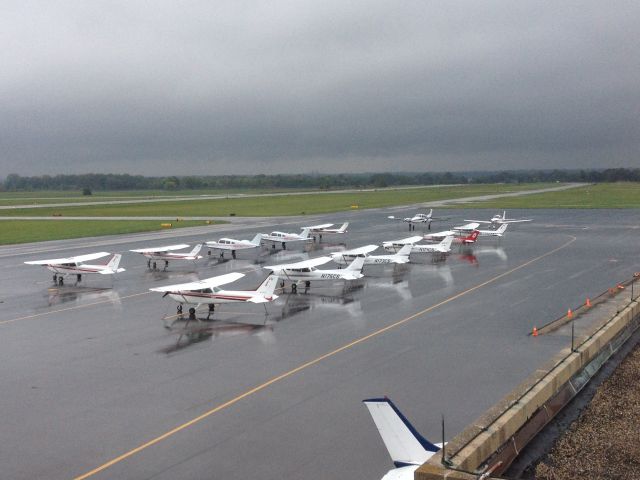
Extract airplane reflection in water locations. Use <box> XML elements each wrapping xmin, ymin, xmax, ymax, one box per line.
<box><xmin>46</xmin><ymin>286</ymin><xmax>122</xmax><ymax>307</ymax></box>
<box><xmin>279</xmin><ymin>288</ymin><xmax>362</xmax><ymax>320</ymax></box>
<box><xmin>160</xmin><ymin>319</ymin><xmax>274</xmax><ymax>355</ymax></box>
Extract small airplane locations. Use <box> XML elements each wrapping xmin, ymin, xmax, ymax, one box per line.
<box><xmin>465</xmin><ymin>210</ymin><xmax>532</xmax><ymax>225</ymax></box>
<box><xmin>261</xmin><ymin>228</ymin><xmax>313</xmax><ymax>250</ymax></box>
<box><xmin>205</xmin><ymin>234</ymin><xmax>263</xmax><ymax>259</ymax></box>
<box><xmin>382</xmin><ymin>236</ymin><xmax>423</xmax><ymax>253</ymax></box>
<box><xmin>363</xmin><ymin>397</ymin><xmax>444</xmax><ymax>480</ymax></box>
<box><xmin>130</xmin><ymin>244</ymin><xmax>203</xmax><ymax>269</ymax></box>
<box><xmin>387</xmin><ymin>209</ymin><xmax>446</xmax><ymax>230</ymax></box>
<box><xmin>477</xmin><ymin>223</ymin><xmax>508</xmax><ymax>237</ymax></box>
<box><xmin>410</xmin><ymin>236</ymin><xmax>455</xmax><ymax>255</ymax></box>
<box><xmin>25</xmin><ymin>252</ymin><xmax>125</xmax><ymax>286</ymax></box>
<box><xmin>264</xmin><ymin>256</ymin><xmax>365</xmax><ymax>292</ymax></box>
<box><xmin>150</xmin><ymin>272</ymin><xmax>280</xmax><ymax>319</ymax></box>
<box><xmin>330</xmin><ymin>244</ymin><xmax>412</xmax><ymax>266</ymax></box>
<box><xmin>304</xmin><ymin>222</ymin><xmax>349</xmax><ymax>240</ymax></box>
<box><xmin>424</xmin><ymin>229</ymin><xmax>480</xmax><ymax>245</ymax></box>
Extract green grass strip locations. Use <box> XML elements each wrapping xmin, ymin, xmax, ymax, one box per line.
<box><xmin>453</xmin><ymin>182</ymin><xmax>640</xmax><ymax>209</ymax></box>
<box><xmin>0</xmin><ymin>220</ymin><xmax>218</xmax><ymax>245</ymax></box>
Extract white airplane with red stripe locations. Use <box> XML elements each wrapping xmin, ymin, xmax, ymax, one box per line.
<box><xmin>150</xmin><ymin>272</ymin><xmax>280</xmax><ymax>318</ymax></box>
<box><xmin>205</xmin><ymin>234</ymin><xmax>263</xmax><ymax>258</ymax></box>
<box><xmin>25</xmin><ymin>252</ymin><xmax>125</xmax><ymax>286</ymax></box>
<box><xmin>261</xmin><ymin>228</ymin><xmax>312</xmax><ymax>249</ymax></box>
<box><xmin>130</xmin><ymin>244</ymin><xmax>203</xmax><ymax>269</ymax></box>
<box><xmin>305</xmin><ymin>222</ymin><xmax>349</xmax><ymax>240</ymax></box>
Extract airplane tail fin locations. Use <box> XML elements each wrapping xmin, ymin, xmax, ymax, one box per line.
<box><xmin>466</xmin><ymin>230</ymin><xmax>480</xmax><ymax>242</ymax></box>
<box><xmin>497</xmin><ymin>224</ymin><xmax>508</xmax><ymax>234</ymax></box>
<box><xmin>189</xmin><ymin>244</ymin><xmax>203</xmax><ymax>257</ymax></box>
<box><xmin>300</xmin><ymin>228</ymin><xmax>311</xmax><ymax>239</ymax></box>
<box><xmin>396</xmin><ymin>244</ymin><xmax>413</xmax><ymax>257</ymax></box>
<box><xmin>363</xmin><ymin>397</ymin><xmax>439</xmax><ymax>467</ymax></box>
<box><xmin>439</xmin><ymin>236</ymin><xmax>454</xmax><ymax>251</ymax></box>
<box><xmin>338</xmin><ymin>222</ymin><xmax>349</xmax><ymax>233</ymax></box>
<box><xmin>346</xmin><ymin>256</ymin><xmax>365</xmax><ymax>272</ymax></box>
<box><xmin>105</xmin><ymin>254</ymin><xmax>125</xmax><ymax>273</ymax></box>
<box><xmin>256</xmin><ymin>274</ymin><xmax>279</xmax><ymax>297</ymax></box>
<box><xmin>250</xmin><ymin>233</ymin><xmax>263</xmax><ymax>246</ymax></box>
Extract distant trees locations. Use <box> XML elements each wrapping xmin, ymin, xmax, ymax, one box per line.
<box><xmin>1</xmin><ymin>168</ymin><xmax>638</xmax><ymax>192</ymax></box>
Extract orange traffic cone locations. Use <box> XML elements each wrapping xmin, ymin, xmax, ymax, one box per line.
<box><xmin>567</xmin><ymin>308</ymin><xmax>573</xmax><ymax>319</ymax></box>
<box><xmin>586</xmin><ymin>298</ymin><xmax>592</xmax><ymax>308</ymax></box>
<box><xmin>532</xmin><ymin>326</ymin><xmax>538</xmax><ymax>337</ymax></box>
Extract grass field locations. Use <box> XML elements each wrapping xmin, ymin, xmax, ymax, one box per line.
<box><xmin>455</xmin><ymin>183</ymin><xmax>640</xmax><ymax>209</ymax></box>
<box><xmin>0</xmin><ymin>188</ymin><xmax>309</xmax><ymax>206</ymax></box>
<box><xmin>0</xmin><ymin>220</ymin><xmax>215</xmax><ymax>245</ymax></box>
<box><xmin>0</xmin><ymin>184</ymin><xmax>555</xmax><ymax>217</ymax></box>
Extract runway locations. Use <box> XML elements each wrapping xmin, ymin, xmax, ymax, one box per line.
<box><xmin>0</xmin><ymin>208</ymin><xmax>638</xmax><ymax>480</ymax></box>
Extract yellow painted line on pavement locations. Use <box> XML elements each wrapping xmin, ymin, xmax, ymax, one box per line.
<box><xmin>0</xmin><ymin>292</ymin><xmax>151</xmax><ymax>326</ymax></box>
<box><xmin>73</xmin><ymin>236</ymin><xmax>576</xmax><ymax>480</ymax></box>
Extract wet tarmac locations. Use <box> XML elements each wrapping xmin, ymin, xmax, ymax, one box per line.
<box><xmin>0</xmin><ymin>208</ymin><xmax>638</xmax><ymax>480</ymax></box>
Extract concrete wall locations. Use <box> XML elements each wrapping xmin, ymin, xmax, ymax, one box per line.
<box><xmin>416</xmin><ymin>299</ymin><xmax>640</xmax><ymax>480</ymax></box>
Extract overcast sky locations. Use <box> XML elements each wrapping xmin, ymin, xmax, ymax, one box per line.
<box><xmin>1</xmin><ymin>1</ymin><xmax>638</xmax><ymax>175</ymax></box>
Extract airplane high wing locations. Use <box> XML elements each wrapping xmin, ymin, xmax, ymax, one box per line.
<box><xmin>205</xmin><ymin>234</ymin><xmax>263</xmax><ymax>258</ymax></box>
<box><xmin>305</xmin><ymin>222</ymin><xmax>349</xmax><ymax>239</ymax></box>
<box><xmin>130</xmin><ymin>244</ymin><xmax>203</xmax><ymax>269</ymax></box>
<box><xmin>452</xmin><ymin>222</ymin><xmax>480</xmax><ymax>233</ymax></box>
<box><xmin>25</xmin><ymin>252</ymin><xmax>124</xmax><ymax>286</ymax></box>
<box><xmin>264</xmin><ymin>255</ymin><xmax>364</xmax><ymax>292</ymax></box>
<box><xmin>261</xmin><ymin>228</ymin><xmax>312</xmax><ymax>249</ymax></box>
<box><xmin>363</xmin><ymin>397</ymin><xmax>444</xmax><ymax>480</ymax></box>
<box><xmin>382</xmin><ymin>236</ymin><xmax>423</xmax><ymax>253</ymax></box>
<box><xmin>150</xmin><ymin>272</ymin><xmax>281</xmax><ymax>320</ymax></box>
<box><xmin>477</xmin><ymin>223</ymin><xmax>508</xmax><ymax>237</ymax></box>
<box><xmin>25</xmin><ymin>251</ymin><xmax>111</xmax><ymax>265</ymax></box>
<box><xmin>464</xmin><ymin>211</ymin><xmax>532</xmax><ymax>225</ymax></box>
<box><xmin>331</xmin><ymin>244</ymin><xmax>412</xmax><ymax>266</ymax></box>
<box><xmin>149</xmin><ymin>272</ymin><xmax>245</xmax><ymax>293</ymax></box>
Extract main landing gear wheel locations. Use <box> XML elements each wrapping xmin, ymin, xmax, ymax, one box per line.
<box><xmin>58</xmin><ymin>277</ymin><xmax>64</xmax><ymax>286</ymax></box>
<box><xmin>207</xmin><ymin>304</ymin><xmax>215</xmax><ymax>320</ymax></box>
<box><xmin>177</xmin><ymin>305</ymin><xmax>183</xmax><ymax>315</ymax></box>
<box><xmin>147</xmin><ymin>259</ymin><xmax>151</xmax><ymax>268</ymax></box>
<box><xmin>282</xmin><ymin>242</ymin><xmax>286</xmax><ymax>250</ymax></box>
<box><xmin>291</xmin><ymin>283</ymin><xmax>298</xmax><ymax>293</ymax></box>
<box><xmin>232</xmin><ymin>250</ymin><xmax>236</xmax><ymax>259</ymax></box>
<box><xmin>188</xmin><ymin>307</ymin><xmax>196</xmax><ymax>318</ymax></box>
<box><xmin>164</xmin><ymin>260</ymin><xmax>169</xmax><ymax>271</ymax></box>
<box><xmin>53</xmin><ymin>274</ymin><xmax>58</xmax><ymax>283</ymax></box>
<box><xmin>305</xmin><ymin>281</ymin><xmax>311</xmax><ymax>288</ymax></box>
<box><xmin>152</xmin><ymin>261</ymin><xmax>157</xmax><ymax>270</ymax></box>
<box><xmin>77</xmin><ymin>274</ymin><xmax>82</xmax><ymax>283</ymax></box>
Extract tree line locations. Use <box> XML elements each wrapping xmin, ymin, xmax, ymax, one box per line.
<box><xmin>2</xmin><ymin>169</ymin><xmax>639</xmax><ymax>192</ymax></box>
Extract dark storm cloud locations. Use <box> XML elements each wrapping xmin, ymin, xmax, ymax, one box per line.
<box><xmin>1</xmin><ymin>1</ymin><xmax>638</xmax><ymax>175</ymax></box>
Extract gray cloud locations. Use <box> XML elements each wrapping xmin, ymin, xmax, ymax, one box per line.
<box><xmin>1</xmin><ymin>1</ymin><xmax>638</xmax><ymax>175</ymax></box>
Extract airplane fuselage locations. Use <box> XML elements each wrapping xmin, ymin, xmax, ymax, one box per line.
<box><xmin>166</xmin><ymin>289</ymin><xmax>274</xmax><ymax>305</ymax></box>
<box><xmin>46</xmin><ymin>264</ymin><xmax>109</xmax><ymax>275</ymax></box>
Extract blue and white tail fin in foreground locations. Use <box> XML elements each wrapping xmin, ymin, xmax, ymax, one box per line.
<box><xmin>363</xmin><ymin>397</ymin><xmax>439</xmax><ymax>468</ymax></box>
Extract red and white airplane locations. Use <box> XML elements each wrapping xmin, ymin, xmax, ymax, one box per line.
<box><xmin>150</xmin><ymin>272</ymin><xmax>280</xmax><ymax>319</ymax></box>
<box><xmin>25</xmin><ymin>252</ymin><xmax>125</xmax><ymax>286</ymax></box>
<box><xmin>305</xmin><ymin>222</ymin><xmax>349</xmax><ymax>240</ymax></box>
<box><xmin>130</xmin><ymin>244</ymin><xmax>203</xmax><ymax>269</ymax></box>
<box><xmin>465</xmin><ymin>211</ymin><xmax>531</xmax><ymax>225</ymax></box>
<box><xmin>205</xmin><ymin>234</ymin><xmax>263</xmax><ymax>258</ymax></box>
<box><xmin>424</xmin><ymin>229</ymin><xmax>480</xmax><ymax>245</ymax></box>
<box><xmin>261</xmin><ymin>228</ymin><xmax>312</xmax><ymax>249</ymax></box>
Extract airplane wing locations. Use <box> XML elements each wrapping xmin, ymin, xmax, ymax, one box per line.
<box><xmin>463</xmin><ymin>219</ymin><xmax>492</xmax><ymax>224</ymax></box>
<box><xmin>306</xmin><ymin>223</ymin><xmax>334</xmax><ymax>230</ymax></box>
<box><xmin>130</xmin><ymin>244</ymin><xmax>190</xmax><ymax>253</ymax></box>
<box><xmin>150</xmin><ymin>272</ymin><xmax>245</xmax><ymax>292</ymax></box>
<box><xmin>387</xmin><ymin>236</ymin><xmax>423</xmax><ymax>245</ymax></box>
<box><xmin>454</xmin><ymin>222</ymin><xmax>480</xmax><ymax>231</ymax></box>
<box><xmin>502</xmin><ymin>219</ymin><xmax>532</xmax><ymax>223</ymax></box>
<box><xmin>264</xmin><ymin>256</ymin><xmax>333</xmax><ymax>271</ymax></box>
<box><xmin>25</xmin><ymin>251</ymin><xmax>111</xmax><ymax>265</ymax></box>
<box><xmin>336</xmin><ymin>244</ymin><xmax>379</xmax><ymax>256</ymax></box>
